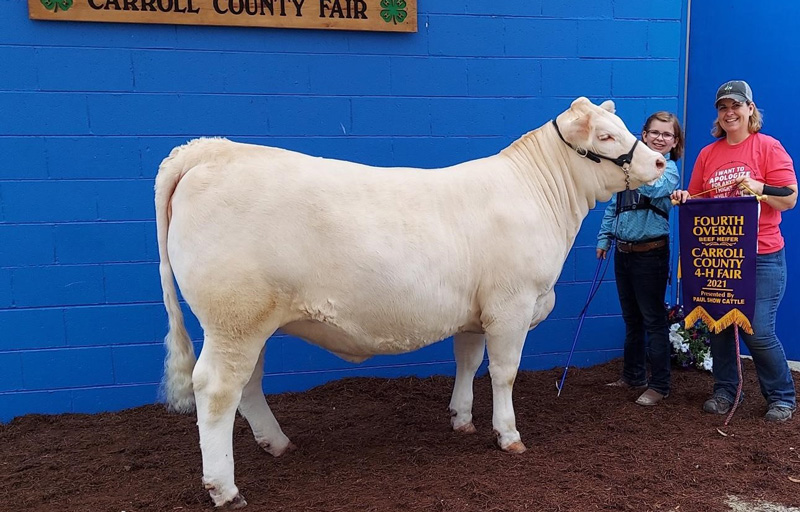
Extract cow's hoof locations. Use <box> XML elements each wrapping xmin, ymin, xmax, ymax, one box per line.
<box><xmin>493</xmin><ymin>430</ymin><xmax>527</xmax><ymax>454</ymax></box>
<box><xmin>453</xmin><ymin>422</ymin><xmax>477</xmax><ymax>434</ymax></box>
<box><xmin>258</xmin><ymin>439</ymin><xmax>296</xmax><ymax>457</ymax></box>
<box><xmin>502</xmin><ymin>441</ymin><xmax>527</xmax><ymax>454</ymax></box>
<box><xmin>220</xmin><ymin>493</ymin><xmax>247</xmax><ymax>509</ymax></box>
<box><xmin>205</xmin><ymin>481</ymin><xmax>245</xmax><ymax>508</ymax></box>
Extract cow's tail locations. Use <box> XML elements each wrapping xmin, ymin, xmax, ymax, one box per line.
<box><xmin>155</xmin><ymin>143</ymin><xmax>198</xmax><ymax>414</ymax></box>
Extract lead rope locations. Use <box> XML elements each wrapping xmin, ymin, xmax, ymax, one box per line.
<box><xmin>555</xmin><ymin>168</ymin><xmax>638</xmax><ymax>396</ymax></box>
<box><xmin>556</xmin><ymin>240</ymin><xmax>614</xmax><ymax>396</ymax></box>
<box><xmin>548</xmin><ymin>124</ymin><xmax>649</xmax><ymax>394</ymax></box>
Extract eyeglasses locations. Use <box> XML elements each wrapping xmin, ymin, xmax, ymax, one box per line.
<box><xmin>645</xmin><ymin>130</ymin><xmax>675</xmax><ymax>141</ymax></box>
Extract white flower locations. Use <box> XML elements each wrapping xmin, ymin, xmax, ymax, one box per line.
<box><xmin>702</xmin><ymin>353</ymin><xmax>713</xmax><ymax>371</ymax></box>
<box><xmin>669</xmin><ymin>331</ymin><xmax>685</xmax><ymax>351</ymax></box>
<box><xmin>670</xmin><ymin>323</ymin><xmax>681</xmax><ymax>333</ymax></box>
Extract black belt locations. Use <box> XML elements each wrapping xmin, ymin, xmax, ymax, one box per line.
<box><xmin>616</xmin><ymin>238</ymin><xmax>667</xmax><ymax>253</ymax></box>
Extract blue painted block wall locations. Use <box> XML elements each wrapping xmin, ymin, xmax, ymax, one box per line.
<box><xmin>0</xmin><ymin>0</ymin><xmax>686</xmax><ymax>422</ymax></box>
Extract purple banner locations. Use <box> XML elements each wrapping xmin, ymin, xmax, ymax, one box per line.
<box><xmin>679</xmin><ymin>197</ymin><xmax>758</xmax><ymax>334</ymax></box>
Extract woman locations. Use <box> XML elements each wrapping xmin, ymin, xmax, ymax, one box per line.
<box><xmin>597</xmin><ymin>111</ymin><xmax>683</xmax><ymax>406</ymax></box>
<box><xmin>671</xmin><ymin>80</ymin><xmax>798</xmax><ymax>422</ymax></box>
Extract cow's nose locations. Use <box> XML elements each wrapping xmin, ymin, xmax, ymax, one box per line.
<box><xmin>655</xmin><ymin>157</ymin><xmax>666</xmax><ymax>172</ymax></box>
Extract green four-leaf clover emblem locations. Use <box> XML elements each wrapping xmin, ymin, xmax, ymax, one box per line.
<box><xmin>380</xmin><ymin>0</ymin><xmax>407</xmax><ymax>25</ymax></box>
<box><xmin>40</xmin><ymin>0</ymin><xmax>73</xmax><ymax>12</ymax></box>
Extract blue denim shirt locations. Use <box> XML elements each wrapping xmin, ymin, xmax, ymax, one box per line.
<box><xmin>597</xmin><ymin>159</ymin><xmax>680</xmax><ymax>250</ymax></box>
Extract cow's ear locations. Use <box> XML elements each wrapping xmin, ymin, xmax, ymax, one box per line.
<box><xmin>570</xmin><ymin>97</ymin><xmax>591</xmax><ymax>110</ymax></box>
<box><xmin>576</xmin><ymin>113</ymin><xmax>592</xmax><ymax>136</ymax></box>
<box><xmin>567</xmin><ymin>112</ymin><xmax>592</xmax><ymax>141</ymax></box>
<box><xmin>599</xmin><ymin>100</ymin><xmax>615</xmax><ymax>113</ymax></box>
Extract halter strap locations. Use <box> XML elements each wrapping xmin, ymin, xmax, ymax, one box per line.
<box><xmin>551</xmin><ymin>119</ymin><xmax>638</xmax><ymax>189</ymax></box>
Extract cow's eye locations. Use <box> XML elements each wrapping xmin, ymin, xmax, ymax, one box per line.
<box><xmin>597</xmin><ymin>133</ymin><xmax>614</xmax><ymax>142</ymax></box>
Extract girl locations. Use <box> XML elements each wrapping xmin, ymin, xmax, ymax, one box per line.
<box><xmin>597</xmin><ymin>111</ymin><xmax>684</xmax><ymax>406</ymax></box>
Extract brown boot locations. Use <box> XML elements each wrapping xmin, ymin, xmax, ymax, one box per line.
<box><xmin>606</xmin><ymin>378</ymin><xmax>647</xmax><ymax>391</ymax></box>
<box><xmin>635</xmin><ymin>389</ymin><xmax>668</xmax><ymax>406</ymax></box>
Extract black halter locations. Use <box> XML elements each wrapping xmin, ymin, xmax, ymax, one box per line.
<box><xmin>551</xmin><ymin>119</ymin><xmax>638</xmax><ymax>189</ymax></box>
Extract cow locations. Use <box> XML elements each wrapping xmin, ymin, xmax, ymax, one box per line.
<box><xmin>155</xmin><ymin>97</ymin><xmax>666</xmax><ymax>508</ymax></box>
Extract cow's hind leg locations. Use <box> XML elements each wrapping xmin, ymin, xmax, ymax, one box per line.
<box><xmin>485</xmin><ymin>318</ymin><xmax>528</xmax><ymax>454</ymax></box>
<box><xmin>238</xmin><ymin>345</ymin><xmax>295</xmax><ymax>457</ymax></box>
<box><xmin>448</xmin><ymin>332</ymin><xmax>486</xmax><ymax>434</ymax></box>
<box><xmin>194</xmin><ymin>329</ymin><xmax>274</xmax><ymax>509</ymax></box>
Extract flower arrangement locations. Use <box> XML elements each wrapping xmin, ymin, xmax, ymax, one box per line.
<box><xmin>667</xmin><ymin>305</ymin><xmax>713</xmax><ymax>371</ymax></box>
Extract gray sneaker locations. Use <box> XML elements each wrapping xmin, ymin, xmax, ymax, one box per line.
<box><xmin>765</xmin><ymin>404</ymin><xmax>793</xmax><ymax>422</ymax></box>
<box><xmin>702</xmin><ymin>395</ymin><xmax>734</xmax><ymax>415</ymax></box>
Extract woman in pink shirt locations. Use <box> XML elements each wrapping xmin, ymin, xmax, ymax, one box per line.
<box><xmin>672</xmin><ymin>80</ymin><xmax>798</xmax><ymax>422</ymax></box>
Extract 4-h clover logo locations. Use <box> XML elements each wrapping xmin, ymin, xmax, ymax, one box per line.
<box><xmin>40</xmin><ymin>0</ymin><xmax>74</xmax><ymax>12</ymax></box>
<box><xmin>380</xmin><ymin>0</ymin><xmax>407</xmax><ymax>24</ymax></box>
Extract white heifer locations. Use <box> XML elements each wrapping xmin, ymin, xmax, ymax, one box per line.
<box><xmin>155</xmin><ymin>97</ymin><xmax>665</xmax><ymax>508</ymax></box>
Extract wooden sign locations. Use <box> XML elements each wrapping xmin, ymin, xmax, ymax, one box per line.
<box><xmin>29</xmin><ymin>0</ymin><xmax>416</xmax><ymax>32</ymax></box>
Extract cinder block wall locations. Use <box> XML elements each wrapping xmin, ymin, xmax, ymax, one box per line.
<box><xmin>0</xmin><ymin>0</ymin><xmax>685</xmax><ymax>421</ymax></box>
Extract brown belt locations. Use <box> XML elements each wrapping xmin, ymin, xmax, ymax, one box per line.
<box><xmin>616</xmin><ymin>238</ymin><xmax>667</xmax><ymax>254</ymax></box>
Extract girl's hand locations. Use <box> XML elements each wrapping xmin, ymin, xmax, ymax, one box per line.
<box><xmin>670</xmin><ymin>189</ymin><xmax>690</xmax><ymax>204</ymax></box>
<box><xmin>596</xmin><ymin>248</ymin><xmax>608</xmax><ymax>260</ymax></box>
<box><xmin>734</xmin><ymin>176</ymin><xmax>764</xmax><ymax>196</ymax></box>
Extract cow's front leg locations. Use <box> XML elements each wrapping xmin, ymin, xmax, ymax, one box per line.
<box><xmin>239</xmin><ymin>345</ymin><xmax>295</xmax><ymax>457</ymax></box>
<box><xmin>484</xmin><ymin>319</ymin><xmax>528</xmax><ymax>454</ymax></box>
<box><xmin>194</xmin><ymin>332</ymin><xmax>268</xmax><ymax>509</ymax></box>
<box><xmin>448</xmin><ymin>332</ymin><xmax>486</xmax><ymax>434</ymax></box>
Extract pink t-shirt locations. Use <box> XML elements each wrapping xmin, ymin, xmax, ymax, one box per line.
<box><xmin>688</xmin><ymin>132</ymin><xmax>797</xmax><ymax>254</ymax></box>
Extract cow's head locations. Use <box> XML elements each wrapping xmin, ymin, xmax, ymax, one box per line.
<box><xmin>554</xmin><ymin>97</ymin><xmax>666</xmax><ymax>190</ymax></box>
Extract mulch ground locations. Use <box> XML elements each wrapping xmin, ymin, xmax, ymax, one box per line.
<box><xmin>2</xmin><ymin>358</ymin><xmax>800</xmax><ymax>512</ymax></box>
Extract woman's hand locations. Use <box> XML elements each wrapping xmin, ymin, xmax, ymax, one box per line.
<box><xmin>596</xmin><ymin>248</ymin><xmax>608</xmax><ymax>260</ymax></box>
<box><xmin>670</xmin><ymin>189</ymin><xmax>690</xmax><ymax>204</ymax></box>
<box><xmin>734</xmin><ymin>176</ymin><xmax>765</xmax><ymax>196</ymax></box>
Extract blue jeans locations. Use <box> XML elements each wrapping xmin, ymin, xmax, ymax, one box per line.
<box><xmin>614</xmin><ymin>245</ymin><xmax>671</xmax><ymax>395</ymax></box>
<box><xmin>710</xmin><ymin>249</ymin><xmax>796</xmax><ymax>410</ymax></box>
